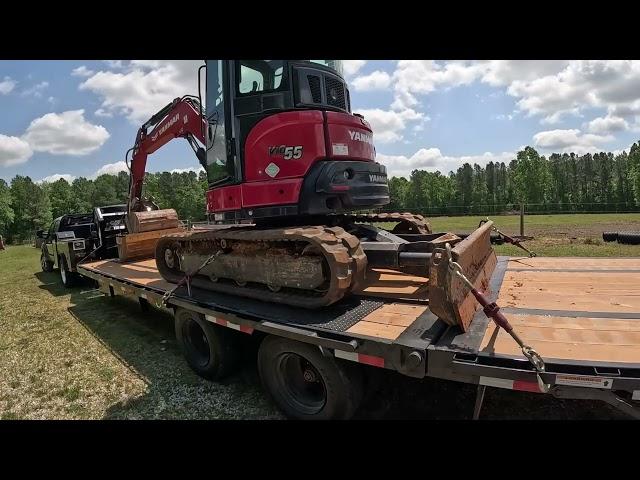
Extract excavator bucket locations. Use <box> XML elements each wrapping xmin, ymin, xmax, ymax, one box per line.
<box><xmin>428</xmin><ymin>220</ymin><xmax>497</xmax><ymax>332</ymax></box>
<box><xmin>118</xmin><ymin>208</ymin><xmax>184</xmax><ymax>261</ymax></box>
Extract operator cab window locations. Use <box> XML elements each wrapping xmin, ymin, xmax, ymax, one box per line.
<box><xmin>205</xmin><ymin>59</ymin><xmax>233</xmax><ymax>186</ymax></box>
<box><xmin>237</xmin><ymin>60</ymin><xmax>285</xmax><ymax>95</ymax></box>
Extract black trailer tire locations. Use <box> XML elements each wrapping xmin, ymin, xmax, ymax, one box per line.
<box><xmin>41</xmin><ymin>251</ymin><xmax>54</xmax><ymax>272</ymax></box>
<box><xmin>258</xmin><ymin>336</ymin><xmax>364</xmax><ymax>420</ymax></box>
<box><xmin>602</xmin><ymin>232</ymin><xmax>618</xmax><ymax>242</ymax></box>
<box><xmin>59</xmin><ymin>256</ymin><xmax>76</xmax><ymax>287</ymax></box>
<box><xmin>174</xmin><ymin>308</ymin><xmax>240</xmax><ymax>380</ymax></box>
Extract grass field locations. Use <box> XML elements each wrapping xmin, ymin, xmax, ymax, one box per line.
<box><xmin>2</xmin><ymin>213</ymin><xmax>639</xmax><ymax>420</ymax></box>
<box><xmin>429</xmin><ymin>212</ymin><xmax>640</xmax><ymax>257</ymax></box>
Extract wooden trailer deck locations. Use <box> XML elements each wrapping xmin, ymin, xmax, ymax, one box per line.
<box><xmin>80</xmin><ymin>258</ymin><xmax>432</xmax><ymax>341</ymax></box>
<box><xmin>478</xmin><ymin>257</ymin><xmax>640</xmax><ymax>364</ymax></box>
<box><xmin>80</xmin><ymin>256</ymin><xmax>640</xmax><ymax>366</ymax></box>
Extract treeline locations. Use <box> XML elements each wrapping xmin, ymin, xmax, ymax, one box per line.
<box><xmin>2</xmin><ymin>143</ymin><xmax>640</xmax><ymax>242</ymax></box>
<box><xmin>0</xmin><ymin>170</ymin><xmax>208</xmax><ymax>243</ymax></box>
<box><xmin>388</xmin><ymin>143</ymin><xmax>640</xmax><ymax>215</ymax></box>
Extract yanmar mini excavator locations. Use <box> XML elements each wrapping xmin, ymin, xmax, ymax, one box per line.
<box><xmin>123</xmin><ymin>60</ymin><xmax>497</xmax><ymax>325</ymax></box>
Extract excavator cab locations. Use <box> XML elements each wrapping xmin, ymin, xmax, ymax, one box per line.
<box><xmin>202</xmin><ymin>60</ymin><xmax>390</xmax><ymax>223</ymax></box>
<box><xmin>203</xmin><ymin>60</ymin><xmax>350</xmax><ymax>186</ymax></box>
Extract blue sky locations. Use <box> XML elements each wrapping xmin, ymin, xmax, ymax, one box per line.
<box><xmin>1</xmin><ymin>60</ymin><xmax>639</xmax><ymax>182</ymax></box>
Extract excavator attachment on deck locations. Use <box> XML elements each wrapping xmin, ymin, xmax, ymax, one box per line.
<box><xmin>118</xmin><ymin>208</ymin><xmax>184</xmax><ymax>261</ymax></box>
<box><xmin>428</xmin><ymin>220</ymin><xmax>498</xmax><ymax>332</ymax></box>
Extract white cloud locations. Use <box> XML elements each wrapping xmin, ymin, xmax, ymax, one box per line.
<box><xmin>352</xmin><ymin>70</ymin><xmax>391</xmax><ymax>91</ymax></box>
<box><xmin>79</xmin><ymin>60</ymin><xmax>202</xmax><ymax>123</ymax></box>
<box><xmin>504</xmin><ymin>61</ymin><xmax>640</xmax><ymax>124</ymax></box>
<box><xmin>343</xmin><ymin>60</ymin><xmax>366</xmax><ymax>77</ymax></box>
<box><xmin>22</xmin><ymin>110</ymin><xmax>110</xmax><ymax>155</ymax></box>
<box><xmin>378</xmin><ymin>148</ymin><xmax>516</xmax><ymax>178</ymax></box>
<box><xmin>38</xmin><ymin>173</ymin><xmax>76</xmax><ymax>184</ymax></box>
<box><xmin>479</xmin><ymin>60</ymin><xmax>568</xmax><ymax>87</ymax></box>
<box><xmin>385</xmin><ymin>60</ymin><xmax>640</xmax><ymax>134</ymax></box>
<box><xmin>355</xmin><ymin>108</ymin><xmax>426</xmax><ymax>143</ymax></box>
<box><xmin>95</xmin><ymin>108</ymin><xmax>113</xmax><ymax>118</ymax></box>
<box><xmin>71</xmin><ymin>66</ymin><xmax>94</xmax><ymax>77</ymax></box>
<box><xmin>170</xmin><ymin>166</ymin><xmax>204</xmax><ymax>174</ymax></box>
<box><xmin>94</xmin><ymin>161</ymin><xmax>128</xmax><ymax>177</ymax></box>
<box><xmin>586</xmin><ymin>115</ymin><xmax>629</xmax><ymax>135</ymax></box>
<box><xmin>532</xmin><ymin>128</ymin><xmax>613</xmax><ymax>154</ymax></box>
<box><xmin>0</xmin><ymin>134</ymin><xmax>33</xmax><ymax>167</ymax></box>
<box><xmin>21</xmin><ymin>81</ymin><xmax>49</xmax><ymax>98</ymax></box>
<box><xmin>390</xmin><ymin>60</ymin><xmax>484</xmax><ymax>110</ymax></box>
<box><xmin>0</xmin><ymin>76</ymin><xmax>16</xmax><ymax>95</ymax></box>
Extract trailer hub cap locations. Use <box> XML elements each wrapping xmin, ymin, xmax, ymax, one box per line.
<box><xmin>275</xmin><ymin>353</ymin><xmax>327</xmax><ymax>415</ymax></box>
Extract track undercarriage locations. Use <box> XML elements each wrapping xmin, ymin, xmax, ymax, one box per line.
<box><xmin>154</xmin><ymin>212</ymin><xmax>497</xmax><ymax>311</ymax></box>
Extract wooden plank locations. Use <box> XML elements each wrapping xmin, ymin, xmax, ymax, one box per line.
<box><xmin>81</xmin><ymin>258</ymin><xmax>173</xmax><ymax>291</ymax></box>
<box><xmin>507</xmin><ymin>257</ymin><xmax>640</xmax><ymax>270</ymax></box>
<box><xmin>357</xmin><ymin>303</ymin><xmax>428</xmax><ymax>327</ymax></box>
<box><xmin>504</xmin><ymin>315</ymin><xmax>640</xmax><ymax>332</ymax></box>
<box><xmin>480</xmin><ymin>314</ymin><xmax>640</xmax><ymax>363</ymax></box>
<box><xmin>346</xmin><ymin>320</ymin><xmax>406</xmax><ymax>340</ymax></box>
<box><xmin>355</xmin><ymin>268</ymin><xmax>429</xmax><ymax>299</ymax></box>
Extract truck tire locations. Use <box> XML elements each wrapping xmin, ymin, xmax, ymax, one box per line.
<box><xmin>59</xmin><ymin>256</ymin><xmax>76</xmax><ymax>287</ymax></box>
<box><xmin>257</xmin><ymin>336</ymin><xmax>364</xmax><ymax>420</ymax></box>
<box><xmin>41</xmin><ymin>251</ymin><xmax>54</xmax><ymax>272</ymax></box>
<box><xmin>174</xmin><ymin>308</ymin><xmax>240</xmax><ymax>380</ymax></box>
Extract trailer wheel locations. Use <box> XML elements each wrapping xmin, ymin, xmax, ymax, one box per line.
<box><xmin>41</xmin><ymin>251</ymin><xmax>54</xmax><ymax>272</ymax></box>
<box><xmin>174</xmin><ymin>308</ymin><xmax>239</xmax><ymax>380</ymax></box>
<box><xmin>59</xmin><ymin>256</ymin><xmax>76</xmax><ymax>287</ymax></box>
<box><xmin>258</xmin><ymin>336</ymin><xmax>364</xmax><ymax>420</ymax></box>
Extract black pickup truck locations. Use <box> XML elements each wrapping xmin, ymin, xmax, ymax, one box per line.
<box><xmin>38</xmin><ymin>205</ymin><xmax>126</xmax><ymax>286</ymax></box>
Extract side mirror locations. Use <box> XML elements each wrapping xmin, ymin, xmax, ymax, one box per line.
<box><xmin>36</xmin><ymin>229</ymin><xmax>44</xmax><ymax>238</ymax></box>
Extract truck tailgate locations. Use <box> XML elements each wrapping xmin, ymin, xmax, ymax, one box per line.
<box><xmin>480</xmin><ymin>256</ymin><xmax>640</xmax><ymax>364</ymax></box>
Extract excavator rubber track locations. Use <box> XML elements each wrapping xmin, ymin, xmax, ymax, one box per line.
<box><xmin>338</xmin><ymin>212</ymin><xmax>432</xmax><ymax>234</ymax></box>
<box><xmin>155</xmin><ymin>225</ymin><xmax>367</xmax><ymax>309</ymax></box>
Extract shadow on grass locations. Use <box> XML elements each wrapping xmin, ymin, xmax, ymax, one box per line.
<box><xmin>34</xmin><ymin>271</ymin><xmax>629</xmax><ymax>420</ymax></box>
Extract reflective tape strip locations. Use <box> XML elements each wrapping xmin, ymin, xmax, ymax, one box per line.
<box><xmin>480</xmin><ymin>376</ymin><xmax>541</xmax><ymax>393</ymax></box>
<box><xmin>334</xmin><ymin>350</ymin><xmax>385</xmax><ymax>368</ymax></box>
<box><xmin>205</xmin><ymin>315</ymin><xmax>254</xmax><ymax>334</ymax></box>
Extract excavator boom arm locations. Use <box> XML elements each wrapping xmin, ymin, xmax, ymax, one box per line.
<box><xmin>127</xmin><ymin>96</ymin><xmax>207</xmax><ymax>213</ymax></box>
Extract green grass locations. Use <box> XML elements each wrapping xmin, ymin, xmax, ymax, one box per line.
<box><xmin>381</xmin><ymin>213</ymin><xmax>640</xmax><ymax>257</ymax></box>
<box><xmin>428</xmin><ymin>212</ymin><xmax>640</xmax><ymax>234</ymax></box>
<box><xmin>0</xmin><ymin>245</ymin><xmax>281</xmax><ymax>420</ymax></box>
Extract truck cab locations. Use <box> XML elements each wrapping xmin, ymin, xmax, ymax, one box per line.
<box><xmin>38</xmin><ymin>213</ymin><xmax>97</xmax><ymax>286</ymax></box>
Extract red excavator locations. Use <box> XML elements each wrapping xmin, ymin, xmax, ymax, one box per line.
<box><xmin>123</xmin><ymin>60</ymin><xmax>495</xmax><ymax>318</ymax></box>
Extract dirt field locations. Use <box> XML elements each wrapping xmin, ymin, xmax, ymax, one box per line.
<box><xmin>2</xmin><ymin>213</ymin><xmax>639</xmax><ymax>420</ymax></box>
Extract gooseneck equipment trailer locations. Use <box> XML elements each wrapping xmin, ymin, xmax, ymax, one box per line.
<box><xmin>73</xmin><ymin>220</ymin><xmax>640</xmax><ymax>420</ymax></box>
